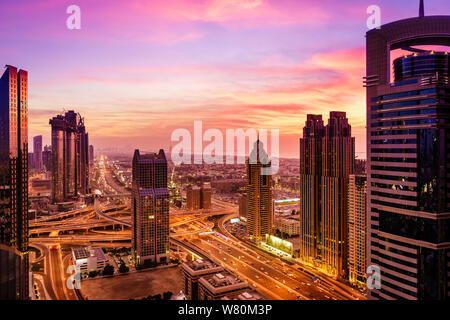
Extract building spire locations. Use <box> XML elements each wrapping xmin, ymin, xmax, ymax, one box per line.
<box><xmin>419</xmin><ymin>0</ymin><xmax>425</xmax><ymax>18</ymax></box>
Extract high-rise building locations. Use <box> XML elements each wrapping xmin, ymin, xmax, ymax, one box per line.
<box><xmin>42</xmin><ymin>145</ymin><xmax>52</xmax><ymax>172</ymax></box>
<box><xmin>200</xmin><ymin>184</ymin><xmax>211</xmax><ymax>210</ymax></box>
<box><xmin>299</xmin><ymin>112</ymin><xmax>355</xmax><ymax>279</ymax></box>
<box><xmin>246</xmin><ymin>140</ymin><xmax>272</xmax><ymax>241</ymax></box>
<box><xmin>49</xmin><ymin>111</ymin><xmax>89</xmax><ymax>202</ymax></box>
<box><xmin>33</xmin><ymin>135</ymin><xmax>42</xmax><ymax>171</ymax></box>
<box><xmin>131</xmin><ymin>149</ymin><xmax>169</xmax><ymax>266</ymax></box>
<box><xmin>89</xmin><ymin>144</ymin><xmax>94</xmax><ymax>166</ymax></box>
<box><xmin>238</xmin><ymin>194</ymin><xmax>248</xmax><ymax>222</ymax></box>
<box><xmin>186</xmin><ymin>185</ymin><xmax>201</xmax><ymax>210</ymax></box>
<box><xmin>0</xmin><ymin>65</ymin><xmax>29</xmax><ymax>299</ymax></box>
<box><xmin>365</xmin><ymin>4</ymin><xmax>450</xmax><ymax>300</ymax></box>
<box><xmin>348</xmin><ymin>174</ymin><xmax>367</xmax><ymax>288</ymax></box>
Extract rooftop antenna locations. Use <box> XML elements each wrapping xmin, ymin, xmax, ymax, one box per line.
<box><xmin>419</xmin><ymin>0</ymin><xmax>425</xmax><ymax>18</ymax></box>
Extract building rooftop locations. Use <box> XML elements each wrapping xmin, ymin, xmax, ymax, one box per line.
<box><xmin>72</xmin><ymin>246</ymin><xmax>107</xmax><ymax>262</ymax></box>
<box><xmin>221</xmin><ymin>289</ymin><xmax>265</xmax><ymax>300</ymax></box>
<box><xmin>200</xmin><ymin>271</ymin><xmax>246</xmax><ymax>290</ymax></box>
<box><xmin>183</xmin><ymin>259</ymin><xmax>223</xmax><ymax>274</ymax></box>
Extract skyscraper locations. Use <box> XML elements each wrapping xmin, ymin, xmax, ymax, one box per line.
<box><xmin>89</xmin><ymin>144</ymin><xmax>94</xmax><ymax>166</ymax></box>
<box><xmin>131</xmin><ymin>149</ymin><xmax>169</xmax><ymax>266</ymax></box>
<box><xmin>186</xmin><ymin>185</ymin><xmax>201</xmax><ymax>210</ymax></box>
<box><xmin>0</xmin><ymin>65</ymin><xmax>29</xmax><ymax>299</ymax></box>
<box><xmin>348</xmin><ymin>174</ymin><xmax>367</xmax><ymax>288</ymax></box>
<box><xmin>299</xmin><ymin>112</ymin><xmax>355</xmax><ymax>279</ymax></box>
<box><xmin>246</xmin><ymin>140</ymin><xmax>272</xmax><ymax>241</ymax></box>
<box><xmin>33</xmin><ymin>135</ymin><xmax>42</xmax><ymax>171</ymax></box>
<box><xmin>365</xmin><ymin>4</ymin><xmax>450</xmax><ymax>300</ymax></box>
<box><xmin>42</xmin><ymin>145</ymin><xmax>52</xmax><ymax>172</ymax></box>
<box><xmin>49</xmin><ymin>110</ymin><xmax>89</xmax><ymax>203</ymax></box>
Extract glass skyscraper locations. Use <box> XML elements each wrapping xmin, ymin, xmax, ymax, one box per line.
<box><xmin>131</xmin><ymin>149</ymin><xmax>169</xmax><ymax>266</ymax></box>
<box><xmin>299</xmin><ymin>112</ymin><xmax>355</xmax><ymax>279</ymax></box>
<box><xmin>49</xmin><ymin>110</ymin><xmax>89</xmax><ymax>203</ymax></box>
<box><xmin>0</xmin><ymin>65</ymin><xmax>29</xmax><ymax>299</ymax></box>
<box><xmin>365</xmin><ymin>10</ymin><xmax>450</xmax><ymax>299</ymax></box>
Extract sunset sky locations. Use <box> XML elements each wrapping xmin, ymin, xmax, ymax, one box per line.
<box><xmin>1</xmin><ymin>0</ymin><xmax>450</xmax><ymax>159</ymax></box>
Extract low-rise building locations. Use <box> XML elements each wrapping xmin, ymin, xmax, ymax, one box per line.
<box><xmin>198</xmin><ymin>271</ymin><xmax>247</xmax><ymax>300</ymax></box>
<box><xmin>181</xmin><ymin>259</ymin><xmax>223</xmax><ymax>300</ymax></box>
<box><xmin>274</xmin><ymin>216</ymin><xmax>300</xmax><ymax>236</ymax></box>
<box><xmin>221</xmin><ymin>288</ymin><xmax>265</xmax><ymax>300</ymax></box>
<box><xmin>72</xmin><ymin>246</ymin><xmax>108</xmax><ymax>275</ymax></box>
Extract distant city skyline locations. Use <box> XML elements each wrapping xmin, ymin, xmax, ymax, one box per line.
<box><xmin>2</xmin><ymin>0</ymin><xmax>450</xmax><ymax>158</ymax></box>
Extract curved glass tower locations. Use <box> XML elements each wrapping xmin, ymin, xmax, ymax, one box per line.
<box><xmin>365</xmin><ymin>7</ymin><xmax>450</xmax><ymax>300</ymax></box>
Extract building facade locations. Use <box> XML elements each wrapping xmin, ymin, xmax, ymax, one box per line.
<box><xmin>49</xmin><ymin>110</ymin><xmax>89</xmax><ymax>203</ymax></box>
<box><xmin>88</xmin><ymin>144</ymin><xmax>94</xmax><ymax>166</ymax></box>
<box><xmin>365</xmin><ymin>10</ymin><xmax>450</xmax><ymax>300</ymax></box>
<box><xmin>131</xmin><ymin>149</ymin><xmax>169</xmax><ymax>266</ymax></box>
<box><xmin>33</xmin><ymin>135</ymin><xmax>42</xmax><ymax>171</ymax></box>
<box><xmin>200</xmin><ymin>184</ymin><xmax>211</xmax><ymax>209</ymax></box>
<box><xmin>42</xmin><ymin>145</ymin><xmax>52</xmax><ymax>172</ymax></box>
<box><xmin>246</xmin><ymin>140</ymin><xmax>272</xmax><ymax>241</ymax></box>
<box><xmin>0</xmin><ymin>65</ymin><xmax>29</xmax><ymax>299</ymax></box>
<box><xmin>198</xmin><ymin>271</ymin><xmax>248</xmax><ymax>300</ymax></box>
<box><xmin>181</xmin><ymin>259</ymin><xmax>224</xmax><ymax>300</ymax></box>
<box><xmin>299</xmin><ymin>112</ymin><xmax>355</xmax><ymax>279</ymax></box>
<box><xmin>348</xmin><ymin>174</ymin><xmax>367</xmax><ymax>288</ymax></box>
<box><xmin>238</xmin><ymin>193</ymin><xmax>248</xmax><ymax>222</ymax></box>
<box><xmin>186</xmin><ymin>185</ymin><xmax>201</xmax><ymax>210</ymax></box>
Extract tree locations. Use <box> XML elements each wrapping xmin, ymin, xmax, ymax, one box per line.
<box><xmin>102</xmin><ymin>264</ymin><xmax>115</xmax><ymax>276</ymax></box>
<box><xmin>88</xmin><ymin>270</ymin><xmax>98</xmax><ymax>278</ymax></box>
<box><xmin>163</xmin><ymin>291</ymin><xmax>173</xmax><ymax>300</ymax></box>
<box><xmin>119</xmin><ymin>262</ymin><xmax>129</xmax><ymax>273</ymax></box>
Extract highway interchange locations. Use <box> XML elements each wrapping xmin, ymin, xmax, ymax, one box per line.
<box><xmin>29</xmin><ymin>155</ymin><xmax>365</xmax><ymax>300</ymax></box>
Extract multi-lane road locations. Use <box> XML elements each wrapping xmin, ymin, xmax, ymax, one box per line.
<box><xmin>29</xmin><ymin>157</ymin><xmax>365</xmax><ymax>301</ymax></box>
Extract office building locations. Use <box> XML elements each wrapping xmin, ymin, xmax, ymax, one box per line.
<box><xmin>186</xmin><ymin>185</ymin><xmax>201</xmax><ymax>210</ymax></box>
<box><xmin>33</xmin><ymin>135</ymin><xmax>42</xmax><ymax>171</ymax></box>
<box><xmin>238</xmin><ymin>193</ymin><xmax>248</xmax><ymax>222</ymax></box>
<box><xmin>0</xmin><ymin>244</ymin><xmax>26</xmax><ymax>299</ymax></box>
<box><xmin>246</xmin><ymin>140</ymin><xmax>273</xmax><ymax>240</ymax></box>
<box><xmin>299</xmin><ymin>112</ymin><xmax>355</xmax><ymax>279</ymax></box>
<box><xmin>71</xmin><ymin>246</ymin><xmax>108</xmax><ymax>275</ymax></box>
<box><xmin>348</xmin><ymin>174</ymin><xmax>367</xmax><ymax>288</ymax></box>
<box><xmin>42</xmin><ymin>145</ymin><xmax>52</xmax><ymax>172</ymax></box>
<box><xmin>131</xmin><ymin>149</ymin><xmax>169</xmax><ymax>266</ymax></box>
<box><xmin>198</xmin><ymin>271</ymin><xmax>248</xmax><ymax>300</ymax></box>
<box><xmin>365</xmin><ymin>3</ymin><xmax>450</xmax><ymax>299</ymax></box>
<box><xmin>49</xmin><ymin>110</ymin><xmax>89</xmax><ymax>202</ymax></box>
<box><xmin>0</xmin><ymin>65</ymin><xmax>29</xmax><ymax>299</ymax></box>
<box><xmin>89</xmin><ymin>144</ymin><xmax>94</xmax><ymax>166</ymax></box>
<box><xmin>274</xmin><ymin>216</ymin><xmax>300</xmax><ymax>237</ymax></box>
<box><xmin>181</xmin><ymin>259</ymin><xmax>224</xmax><ymax>300</ymax></box>
<box><xmin>200</xmin><ymin>184</ymin><xmax>211</xmax><ymax>209</ymax></box>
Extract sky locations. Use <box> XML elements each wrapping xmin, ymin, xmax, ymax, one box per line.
<box><xmin>1</xmin><ymin>0</ymin><xmax>450</xmax><ymax>159</ymax></box>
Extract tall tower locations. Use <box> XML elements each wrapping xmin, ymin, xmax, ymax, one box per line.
<box><xmin>348</xmin><ymin>174</ymin><xmax>367</xmax><ymax>288</ymax></box>
<box><xmin>49</xmin><ymin>110</ymin><xmax>89</xmax><ymax>202</ymax></box>
<box><xmin>246</xmin><ymin>140</ymin><xmax>272</xmax><ymax>241</ymax></box>
<box><xmin>0</xmin><ymin>65</ymin><xmax>29</xmax><ymax>299</ymax></box>
<box><xmin>33</xmin><ymin>135</ymin><xmax>42</xmax><ymax>170</ymax></box>
<box><xmin>299</xmin><ymin>115</ymin><xmax>324</xmax><ymax>266</ymax></box>
<box><xmin>365</xmin><ymin>6</ymin><xmax>450</xmax><ymax>299</ymax></box>
<box><xmin>299</xmin><ymin>112</ymin><xmax>354</xmax><ymax>279</ymax></box>
<box><xmin>131</xmin><ymin>149</ymin><xmax>169</xmax><ymax>266</ymax></box>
